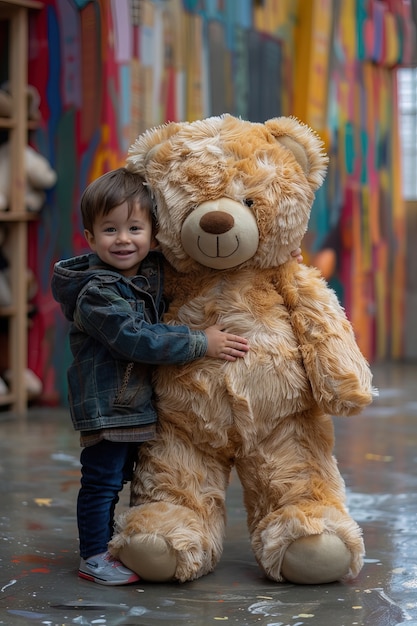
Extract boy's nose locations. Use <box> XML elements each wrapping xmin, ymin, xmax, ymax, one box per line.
<box><xmin>117</xmin><ymin>231</ymin><xmax>131</xmax><ymax>242</ymax></box>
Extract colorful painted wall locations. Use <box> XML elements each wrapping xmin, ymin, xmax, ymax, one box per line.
<box><xmin>295</xmin><ymin>0</ymin><xmax>414</xmax><ymax>362</ymax></box>
<box><xmin>24</xmin><ymin>0</ymin><xmax>413</xmax><ymax>405</ymax></box>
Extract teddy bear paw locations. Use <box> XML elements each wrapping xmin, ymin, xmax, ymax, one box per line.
<box><xmin>281</xmin><ymin>534</ymin><xmax>351</xmax><ymax>584</ymax></box>
<box><xmin>118</xmin><ymin>533</ymin><xmax>177</xmax><ymax>582</ymax></box>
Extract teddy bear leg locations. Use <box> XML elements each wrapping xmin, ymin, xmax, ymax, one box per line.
<box><xmin>110</xmin><ymin>499</ymin><xmax>227</xmax><ymax>582</ymax></box>
<box><xmin>249</xmin><ymin>500</ymin><xmax>363</xmax><ymax>585</ymax></box>
<box><xmin>237</xmin><ymin>413</ymin><xmax>364</xmax><ymax>584</ymax></box>
<box><xmin>281</xmin><ymin>534</ymin><xmax>351</xmax><ymax>584</ymax></box>
<box><xmin>109</xmin><ymin>436</ymin><xmax>231</xmax><ymax>582</ymax></box>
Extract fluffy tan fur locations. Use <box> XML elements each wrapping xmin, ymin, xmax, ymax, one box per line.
<box><xmin>109</xmin><ymin>115</ymin><xmax>374</xmax><ymax>584</ymax></box>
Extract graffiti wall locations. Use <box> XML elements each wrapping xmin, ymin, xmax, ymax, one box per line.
<box><xmin>26</xmin><ymin>0</ymin><xmax>299</xmax><ymax>404</ymax></box>
<box><xmin>302</xmin><ymin>0</ymin><xmax>413</xmax><ymax>361</ymax></box>
<box><xmin>24</xmin><ymin>0</ymin><xmax>411</xmax><ymax>405</ymax></box>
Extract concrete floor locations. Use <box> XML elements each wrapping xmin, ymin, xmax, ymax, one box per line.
<box><xmin>1</xmin><ymin>362</ymin><xmax>417</xmax><ymax>626</ymax></box>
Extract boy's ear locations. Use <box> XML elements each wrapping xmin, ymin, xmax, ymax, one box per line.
<box><xmin>84</xmin><ymin>229</ymin><xmax>95</xmax><ymax>247</ymax></box>
<box><xmin>150</xmin><ymin>237</ymin><xmax>159</xmax><ymax>250</ymax></box>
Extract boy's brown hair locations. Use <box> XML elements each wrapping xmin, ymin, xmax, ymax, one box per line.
<box><xmin>81</xmin><ymin>167</ymin><xmax>154</xmax><ymax>233</ymax></box>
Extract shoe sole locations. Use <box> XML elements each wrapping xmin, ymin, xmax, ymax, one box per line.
<box><xmin>78</xmin><ymin>571</ymin><xmax>140</xmax><ymax>586</ymax></box>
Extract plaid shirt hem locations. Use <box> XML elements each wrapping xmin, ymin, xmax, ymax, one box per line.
<box><xmin>80</xmin><ymin>424</ymin><xmax>157</xmax><ymax>447</ymax></box>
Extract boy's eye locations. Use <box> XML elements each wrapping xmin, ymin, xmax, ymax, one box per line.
<box><xmin>104</xmin><ymin>227</ymin><xmax>116</xmax><ymax>233</ymax></box>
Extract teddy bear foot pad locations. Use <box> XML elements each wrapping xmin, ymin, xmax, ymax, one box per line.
<box><xmin>281</xmin><ymin>534</ymin><xmax>351</xmax><ymax>584</ymax></box>
<box><xmin>118</xmin><ymin>534</ymin><xmax>177</xmax><ymax>582</ymax></box>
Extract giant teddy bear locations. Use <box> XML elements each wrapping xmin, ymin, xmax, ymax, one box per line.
<box><xmin>109</xmin><ymin>114</ymin><xmax>374</xmax><ymax>585</ymax></box>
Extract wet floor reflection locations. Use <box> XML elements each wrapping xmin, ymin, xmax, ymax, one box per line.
<box><xmin>0</xmin><ymin>362</ymin><xmax>417</xmax><ymax>625</ymax></box>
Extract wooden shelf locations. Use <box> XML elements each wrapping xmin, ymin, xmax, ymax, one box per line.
<box><xmin>0</xmin><ymin>211</ymin><xmax>39</xmax><ymax>221</ymax></box>
<box><xmin>0</xmin><ymin>116</ymin><xmax>40</xmax><ymax>130</ymax></box>
<box><xmin>0</xmin><ymin>1</ymin><xmax>42</xmax><ymax>12</ymax></box>
<box><xmin>0</xmin><ymin>0</ymin><xmax>42</xmax><ymax>415</ymax></box>
<box><xmin>0</xmin><ymin>305</ymin><xmax>16</xmax><ymax>316</ymax></box>
<box><xmin>0</xmin><ymin>304</ymin><xmax>34</xmax><ymax>316</ymax></box>
<box><xmin>0</xmin><ymin>117</ymin><xmax>14</xmax><ymax>129</ymax></box>
<box><xmin>0</xmin><ymin>392</ymin><xmax>14</xmax><ymax>406</ymax></box>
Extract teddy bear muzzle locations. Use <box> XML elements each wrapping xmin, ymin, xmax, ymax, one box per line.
<box><xmin>180</xmin><ymin>198</ymin><xmax>259</xmax><ymax>269</ymax></box>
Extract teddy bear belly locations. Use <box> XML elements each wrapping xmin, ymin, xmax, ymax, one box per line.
<box><xmin>159</xmin><ymin>278</ymin><xmax>315</xmax><ymax>449</ymax></box>
<box><xmin>155</xmin><ymin>340</ymin><xmax>313</xmax><ymax>452</ymax></box>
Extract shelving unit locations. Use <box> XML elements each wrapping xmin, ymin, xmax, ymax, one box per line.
<box><xmin>0</xmin><ymin>0</ymin><xmax>42</xmax><ymax>414</ymax></box>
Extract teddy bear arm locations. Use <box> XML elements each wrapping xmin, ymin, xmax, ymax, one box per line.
<box><xmin>288</xmin><ymin>270</ymin><xmax>374</xmax><ymax>416</ymax></box>
<box><xmin>300</xmin><ymin>336</ymin><xmax>374</xmax><ymax>416</ymax></box>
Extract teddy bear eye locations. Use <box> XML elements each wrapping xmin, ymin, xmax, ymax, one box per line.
<box><xmin>244</xmin><ymin>199</ymin><xmax>254</xmax><ymax>208</ymax></box>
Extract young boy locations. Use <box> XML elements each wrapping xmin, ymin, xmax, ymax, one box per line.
<box><xmin>51</xmin><ymin>168</ymin><xmax>250</xmax><ymax>586</ymax></box>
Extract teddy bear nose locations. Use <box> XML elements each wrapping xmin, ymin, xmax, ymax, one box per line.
<box><xmin>199</xmin><ymin>211</ymin><xmax>235</xmax><ymax>235</ymax></box>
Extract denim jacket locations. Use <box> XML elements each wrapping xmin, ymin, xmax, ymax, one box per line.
<box><xmin>51</xmin><ymin>251</ymin><xmax>207</xmax><ymax>432</ymax></box>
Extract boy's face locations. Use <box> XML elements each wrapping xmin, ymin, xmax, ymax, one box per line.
<box><xmin>84</xmin><ymin>201</ymin><xmax>155</xmax><ymax>276</ymax></box>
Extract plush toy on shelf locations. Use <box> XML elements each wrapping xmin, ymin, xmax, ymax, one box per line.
<box><xmin>0</xmin><ymin>82</ymin><xmax>41</xmax><ymax>122</ymax></box>
<box><xmin>0</xmin><ymin>83</ymin><xmax>47</xmax><ymax>398</ymax></box>
<box><xmin>109</xmin><ymin>114</ymin><xmax>375</xmax><ymax>586</ymax></box>
<box><xmin>0</xmin><ymin>225</ymin><xmax>43</xmax><ymax>399</ymax></box>
<box><xmin>1</xmin><ymin>368</ymin><xmax>43</xmax><ymax>400</ymax></box>
<box><xmin>0</xmin><ymin>142</ymin><xmax>57</xmax><ymax>212</ymax></box>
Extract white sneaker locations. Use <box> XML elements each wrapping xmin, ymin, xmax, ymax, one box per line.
<box><xmin>79</xmin><ymin>551</ymin><xmax>140</xmax><ymax>586</ymax></box>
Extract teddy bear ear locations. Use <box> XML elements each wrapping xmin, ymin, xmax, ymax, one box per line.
<box><xmin>126</xmin><ymin>122</ymin><xmax>186</xmax><ymax>174</ymax></box>
<box><xmin>265</xmin><ymin>116</ymin><xmax>329</xmax><ymax>191</ymax></box>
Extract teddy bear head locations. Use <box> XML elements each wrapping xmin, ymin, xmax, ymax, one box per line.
<box><xmin>127</xmin><ymin>114</ymin><xmax>328</xmax><ymax>273</ymax></box>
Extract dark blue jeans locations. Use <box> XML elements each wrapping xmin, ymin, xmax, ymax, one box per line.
<box><xmin>77</xmin><ymin>440</ymin><xmax>139</xmax><ymax>559</ymax></box>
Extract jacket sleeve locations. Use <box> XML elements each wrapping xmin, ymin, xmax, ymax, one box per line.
<box><xmin>73</xmin><ymin>283</ymin><xmax>208</xmax><ymax>365</ymax></box>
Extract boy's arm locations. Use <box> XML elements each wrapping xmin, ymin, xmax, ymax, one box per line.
<box><xmin>74</xmin><ymin>284</ymin><xmax>247</xmax><ymax>365</ymax></box>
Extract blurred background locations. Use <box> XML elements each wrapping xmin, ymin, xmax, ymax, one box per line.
<box><xmin>0</xmin><ymin>0</ymin><xmax>416</xmax><ymax>410</ymax></box>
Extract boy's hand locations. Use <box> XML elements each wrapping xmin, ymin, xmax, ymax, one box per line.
<box><xmin>202</xmin><ymin>250</ymin><xmax>301</xmax><ymax>361</ymax></box>
<box><xmin>291</xmin><ymin>247</ymin><xmax>303</xmax><ymax>263</ymax></box>
<box><xmin>204</xmin><ymin>325</ymin><xmax>249</xmax><ymax>361</ymax></box>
